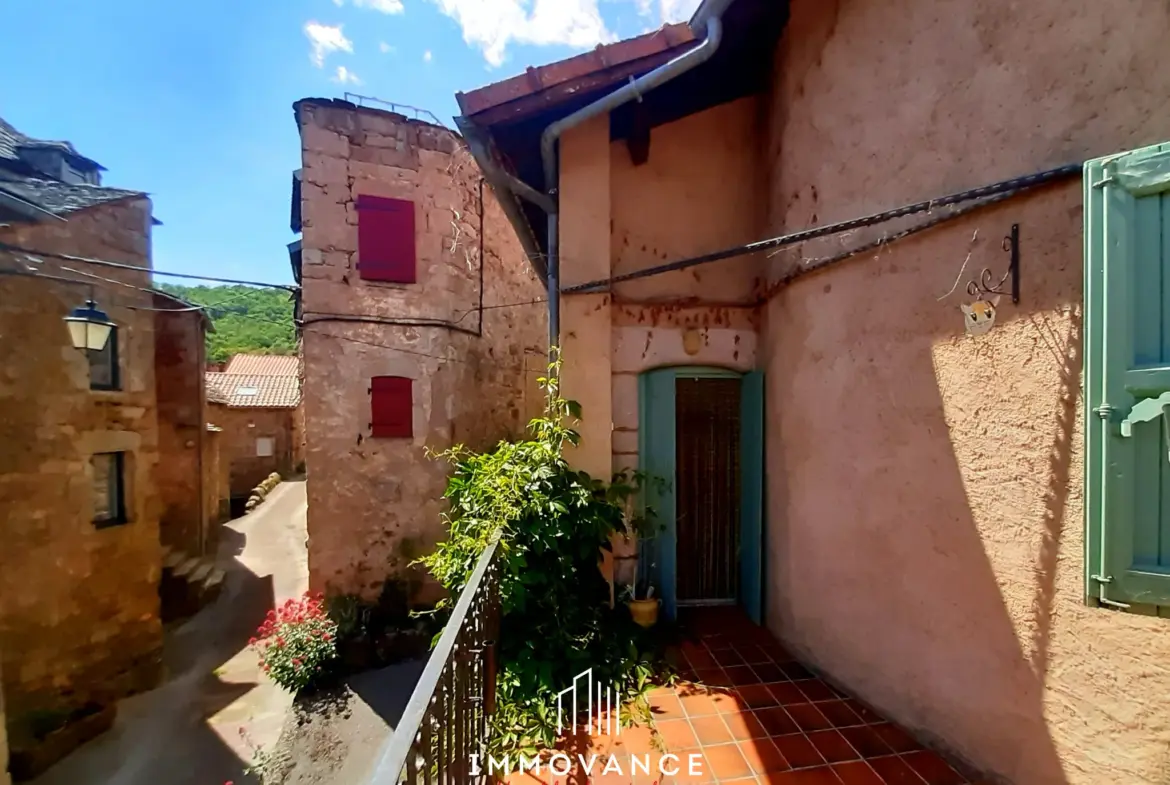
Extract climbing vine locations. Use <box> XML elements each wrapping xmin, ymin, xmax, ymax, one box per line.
<box><xmin>419</xmin><ymin>351</ymin><xmax>665</xmax><ymax>754</ymax></box>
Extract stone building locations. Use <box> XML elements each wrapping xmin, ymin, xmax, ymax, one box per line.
<box><xmin>206</xmin><ymin>354</ymin><xmax>302</xmax><ymax>504</ymax></box>
<box><xmin>290</xmin><ymin>98</ymin><xmax>547</xmax><ymax>601</ymax></box>
<box><xmin>0</xmin><ymin>117</ymin><xmax>214</xmax><ymax>777</ymax></box>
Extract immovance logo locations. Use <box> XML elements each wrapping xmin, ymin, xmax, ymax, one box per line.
<box><xmin>469</xmin><ymin>669</ymin><xmax>705</xmax><ymax>781</ymax></box>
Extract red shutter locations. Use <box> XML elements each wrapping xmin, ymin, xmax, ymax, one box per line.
<box><xmin>356</xmin><ymin>195</ymin><xmax>416</xmax><ymax>283</ymax></box>
<box><xmin>370</xmin><ymin>376</ymin><xmax>413</xmax><ymax>438</ymax></box>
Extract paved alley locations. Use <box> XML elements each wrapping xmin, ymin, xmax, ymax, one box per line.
<box><xmin>31</xmin><ymin>481</ymin><xmax>310</xmax><ymax>785</ymax></box>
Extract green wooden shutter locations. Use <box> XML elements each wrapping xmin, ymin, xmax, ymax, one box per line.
<box><xmin>639</xmin><ymin>369</ymin><xmax>678</xmax><ymax>619</ymax></box>
<box><xmin>1086</xmin><ymin>142</ymin><xmax>1170</xmax><ymax>609</ymax></box>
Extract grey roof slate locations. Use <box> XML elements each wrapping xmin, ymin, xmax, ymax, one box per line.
<box><xmin>0</xmin><ymin>117</ymin><xmax>141</xmax><ymax>217</ymax></box>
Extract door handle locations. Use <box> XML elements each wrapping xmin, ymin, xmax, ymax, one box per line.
<box><xmin>1120</xmin><ymin>392</ymin><xmax>1170</xmax><ymax>463</ymax></box>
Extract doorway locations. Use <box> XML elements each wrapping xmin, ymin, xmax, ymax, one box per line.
<box><xmin>639</xmin><ymin>367</ymin><xmax>764</xmax><ymax>622</ymax></box>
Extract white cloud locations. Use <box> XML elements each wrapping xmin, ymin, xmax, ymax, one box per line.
<box><xmin>333</xmin><ymin>65</ymin><xmax>363</xmax><ymax>84</ymax></box>
<box><xmin>423</xmin><ymin>49</ymin><xmax>433</xmax><ymax>62</ymax></box>
<box><xmin>354</xmin><ymin>0</ymin><xmax>405</xmax><ymax>13</ymax></box>
<box><xmin>304</xmin><ymin>21</ymin><xmax>353</xmax><ymax>67</ymax></box>
<box><xmin>379</xmin><ymin>41</ymin><xmax>395</xmax><ymax>53</ymax></box>
<box><xmin>334</xmin><ymin>0</ymin><xmax>405</xmax><ymax>10</ymax></box>
<box><xmin>428</xmin><ymin>0</ymin><xmax>617</xmax><ymax>67</ymax></box>
<box><xmin>632</xmin><ymin>0</ymin><xmax>701</xmax><ymax>24</ymax></box>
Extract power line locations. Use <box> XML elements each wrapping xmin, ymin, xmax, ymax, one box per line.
<box><xmin>0</xmin><ymin>241</ymin><xmax>299</xmax><ymax>292</ymax></box>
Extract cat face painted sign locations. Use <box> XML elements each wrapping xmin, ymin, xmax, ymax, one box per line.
<box><xmin>961</xmin><ymin>294</ymin><xmax>1000</xmax><ymax>336</ymax></box>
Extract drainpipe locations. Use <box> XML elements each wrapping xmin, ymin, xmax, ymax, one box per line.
<box><xmin>540</xmin><ymin>1</ymin><xmax>732</xmax><ymax>346</ymax></box>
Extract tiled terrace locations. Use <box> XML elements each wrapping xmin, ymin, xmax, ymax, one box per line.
<box><xmin>508</xmin><ymin>608</ymin><xmax>982</xmax><ymax>785</ymax></box>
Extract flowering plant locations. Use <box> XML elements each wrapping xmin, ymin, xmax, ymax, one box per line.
<box><xmin>250</xmin><ymin>592</ymin><xmax>339</xmax><ymax>693</ymax></box>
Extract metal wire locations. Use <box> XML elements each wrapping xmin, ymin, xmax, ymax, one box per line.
<box><xmin>562</xmin><ymin>163</ymin><xmax>1082</xmax><ymax>295</ymax></box>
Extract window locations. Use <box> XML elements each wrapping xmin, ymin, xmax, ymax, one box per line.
<box><xmin>370</xmin><ymin>376</ymin><xmax>413</xmax><ymax>438</ymax></box>
<box><xmin>92</xmin><ymin>452</ymin><xmax>127</xmax><ymax>527</ymax></box>
<box><xmin>356</xmin><ymin>195</ymin><xmax>416</xmax><ymax>283</ymax></box>
<box><xmin>88</xmin><ymin>327</ymin><xmax>119</xmax><ymax>390</ymax></box>
<box><xmin>256</xmin><ymin>437</ymin><xmax>275</xmax><ymax>457</ymax></box>
<box><xmin>1085</xmin><ymin>140</ymin><xmax>1170</xmax><ymax>610</ymax></box>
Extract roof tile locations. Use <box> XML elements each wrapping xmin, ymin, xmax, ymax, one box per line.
<box><xmin>224</xmin><ymin>354</ymin><xmax>300</xmax><ymax>376</ymax></box>
<box><xmin>206</xmin><ymin>372</ymin><xmax>301</xmax><ymax>409</ymax></box>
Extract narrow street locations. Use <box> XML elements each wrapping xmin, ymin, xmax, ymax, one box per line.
<box><xmin>31</xmin><ymin>481</ymin><xmax>310</xmax><ymax>785</ymax></box>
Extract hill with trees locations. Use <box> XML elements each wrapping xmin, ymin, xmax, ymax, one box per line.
<box><xmin>159</xmin><ymin>283</ymin><xmax>296</xmax><ymax>363</ymax></box>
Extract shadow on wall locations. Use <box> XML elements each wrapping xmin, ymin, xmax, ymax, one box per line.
<box><xmin>764</xmin><ymin>194</ymin><xmax>1082</xmax><ymax>784</ymax></box>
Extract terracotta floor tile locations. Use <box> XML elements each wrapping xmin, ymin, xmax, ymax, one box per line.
<box><xmin>684</xmin><ymin>646</ymin><xmax>719</xmax><ymax>670</ymax></box>
<box><xmin>656</xmin><ymin>719</ymin><xmax>699</xmax><ymax>751</ymax></box>
<box><xmin>769</xmin><ymin>682</ymin><xmax>808</xmax><ymax>705</ymax></box>
<box><xmin>673</xmin><ymin>751</ymin><xmax>714</xmax><ymax>784</ymax></box>
<box><xmin>722</xmin><ymin>778</ymin><xmax>762</xmax><ymax>785</ymax></box>
<box><xmin>725</xmin><ymin>710</ymin><xmax>769</xmax><ymax>741</ymax></box>
<box><xmin>762</xmin><ymin>644</ymin><xmax>795</xmax><ymax>664</ymax></box>
<box><xmin>741</xmin><ymin>737</ymin><xmax>793</xmax><ymax>775</ymax></box>
<box><xmin>838</xmin><ymin>726</ymin><xmax>892</xmax><ymax>760</ymax></box>
<box><xmin>760</xmin><ymin>768</ymin><xmax>842</xmax><ymax>784</ymax></box>
<box><xmin>613</xmin><ymin>724</ymin><xmax>657</xmax><ymax>757</ymax></box>
<box><xmin>785</xmin><ymin>703</ymin><xmax>834</xmax><ymax>733</ymax></box>
<box><xmin>681</xmin><ymin>692</ymin><xmax>724</xmax><ymax>718</ymax></box>
<box><xmin>649</xmin><ymin>691</ymin><xmax>686</xmax><ymax>721</ymax></box>
<box><xmin>900</xmin><ymin>751</ymin><xmax>966</xmax><ymax>785</ymax></box>
<box><xmin>830</xmin><ymin>761</ymin><xmax>884</xmax><ymax>785</ymax></box>
<box><xmin>703</xmin><ymin>634</ymin><xmax>734</xmax><ymax>652</ymax></box>
<box><xmin>727</xmin><ymin>665</ymin><xmax>760</xmax><ymax>686</ymax></box>
<box><xmin>797</xmin><ymin>680</ymin><xmax>838</xmax><ymax>703</ymax></box>
<box><xmin>693</xmin><ymin>668</ymin><xmax>732</xmax><ymax>687</ymax></box>
<box><xmin>806</xmin><ymin>730</ymin><xmax>860</xmax><ymax>764</ymax></box>
<box><xmin>772</xmin><ymin>734</ymin><xmax>826</xmax><ymax>769</ymax></box>
<box><xmin>738</xmin><ymin>683</ymin><xmax>779</xmax><ymax>709</ymax></box>
<box><xmin>871</xmin><ymin>724</ymin><xmax>922</xmax><ymax>754</ymax></box>
<box><xmin>714</xmin><ymin>648</ymin><xmax>745</xmax><ymax>667</ymax></box>
<box><xmin>703</xmin><ymin>743</ymin><xmax>754</xmax><ymax>780</ymax></box>
<box><xmin>842</xmin><ymin>700</ymin><xmax>883</xmax><ymax>725</ymax></box>
<box><xmin>755</xmin><ymin>706</ymin><xmax>800</xmax><ymax>736</ymax></box>
<box><xmin>737</xmin><ymin>644</ymin><xmax>772</xmax><ymax>664</ymax></box>
<box><xmin>752</xmin><ymin>662</ymin><xmax>787</xmax><ymax>683</ymax></box>
<box><xmin>713</xmin><ymin>690</ymin><xmax>749</xmax><ymax>715</ymax></box>
<box><xmin>867</xmin><ymin>755</ymin><xmax>923</xmax><ymax>785</ymax></box>
<box><xmin>818</xmin><ymin>701</ymin><xmax>863</xmax><ymax>729</ymax></box>
<box><xmin>780</xmin><ymin>663</ymin><xmax>814</xmax><ymax>681</ymax></box>
<box><xmin>502</xmin><ymin>770</ymin><xmax>551</xmax><ymax>785</ymax></box>
<box><xmin>691</xmin><ymin>714</ymin><xmax>734</xmax><ymax>746</ymax></box>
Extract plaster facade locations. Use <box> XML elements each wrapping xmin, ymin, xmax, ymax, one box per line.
<box><xmin>0</xmin><ymin>199</ymin><xmax>164</xmax><ymax>768</ymax></box>
<box><xmin>295</xmin><ymin>99</ymin><xmax>546</xmax><ymax>600</ymax></box>
<box><xmin>756</xmin><ymin>1</ymin><xmax>1170</xmax><ymax>783</ymax></box>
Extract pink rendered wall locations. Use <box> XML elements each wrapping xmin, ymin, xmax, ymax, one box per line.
<box><xmin>761</xmin><ymin>1</ymin><xmax>1170</xmax><ymax>783</ymax></box>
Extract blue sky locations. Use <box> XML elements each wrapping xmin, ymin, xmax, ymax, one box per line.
<box><xmin>0</xmin><ymin>0</ymin><xmax>699</xmax><ymax>287</ymax></box>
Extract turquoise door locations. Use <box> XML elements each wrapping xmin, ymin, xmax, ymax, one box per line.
<box><xmin>638</xmin><ymin>368</ymin><xmax>766</xmax><ymax>623</ymax></box>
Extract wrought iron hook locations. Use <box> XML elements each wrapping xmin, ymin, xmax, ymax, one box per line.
<box><xmin>966</xmin><ymin>224</ymin><xmax>1020</xmax><ymax>304</ymax></box>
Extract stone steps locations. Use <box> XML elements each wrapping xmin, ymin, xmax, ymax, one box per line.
<box><xmin>159</xmin><ymin>546</ymin><xmax>226</xmax><ymax>622</ymax></box>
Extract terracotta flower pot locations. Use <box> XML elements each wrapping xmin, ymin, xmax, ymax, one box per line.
<box><xmin>628</xmin><ymin>598</ymin><xmax>660</xmax><ymax>628</ymax></box>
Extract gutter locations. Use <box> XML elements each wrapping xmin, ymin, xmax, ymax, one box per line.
<box><xmin>539</xmin><ymin>1</ymin><xmax>733</xmax><ymax>346</ymax></box>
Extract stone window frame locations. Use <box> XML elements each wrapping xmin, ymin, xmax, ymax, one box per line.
<box><xmin>255</xmin><ymin>436</ymin><xmax>276</xmax><ymax>458</ymax></box>
<box><xmin>88</xmin><ymin>326</ymin><xmax>120</xmax><ymax>391</ymax></box>
<box><xmin>92</xmin><ymin>451</ymin><xmax>129</xmax><ymax>528</ymax></box>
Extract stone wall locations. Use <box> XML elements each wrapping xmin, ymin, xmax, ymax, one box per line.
<box><xmin>209</xmin><ymin>404</ymin><xmax>296</xmax><ymax>497</ymax></box>
<box><xmin>0</xmin><ymin>198</ymin><xmax>164</xmax><ymax>761</ymax></box>
<box><xmin>204</xmin><ymin>427</ymin><xmax>229</xmax><ymax>525</ymax></box>
<box><xmin>154</xmin><ymin>305</ymin><xmax>211</xmax><ymax>555</ymax></box>
<box><xmin>296</xmin><ymin>98</ymin><xmax>547</xmax><ymax>600</ymax></box>
<box><xmin>1</xmin><ymin>661</ymin><xmax>9</xmax><ymax>785</ymax></box>
<box><xmin>761</xmin><ymin>1</ymin><xmax>1170</xmax><ymax>783</ymax></box>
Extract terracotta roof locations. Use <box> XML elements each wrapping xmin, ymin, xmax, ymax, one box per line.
<box><xmin>224</xmin><ymin>354</ymin><xmax>300</xmax><ymax>376</ymax></box>
<box><xmin>456</xmin><ymin>24</ymin><xmax>695</xmax><ymax>122</ymax></box>
<box><xmin>206</xmin><ymin>372</ymin><xmax>301</xmax><ymax>409</ymax></box>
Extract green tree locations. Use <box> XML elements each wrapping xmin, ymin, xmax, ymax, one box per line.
<box><xmin>159</xmin><ymin>283</ymin><xmax>296</xmax><ymax>363</ymax></box>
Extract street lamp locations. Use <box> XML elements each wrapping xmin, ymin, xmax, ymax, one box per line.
<box><xmin>64</xmin><ymin>299</ymin><xmax>115</xmax><ymax>351</ymax></box>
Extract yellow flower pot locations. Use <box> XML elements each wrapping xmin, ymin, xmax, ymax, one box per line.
<box><xmin>628</xmin><ymin>598</ymin><xmax>660</xmax><ymax>628</ymax></box>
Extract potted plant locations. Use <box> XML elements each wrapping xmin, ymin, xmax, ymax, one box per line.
<box><xmin>611</xmin><ymin>470</ymin><xmax>666</xmax><ymax>628</ymax></box>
